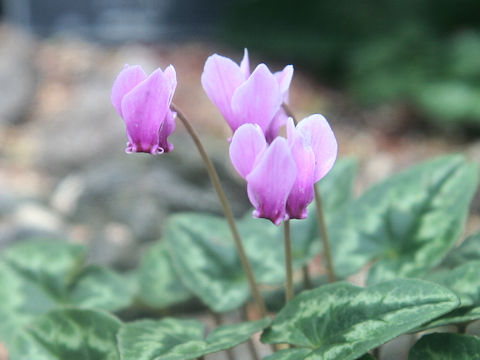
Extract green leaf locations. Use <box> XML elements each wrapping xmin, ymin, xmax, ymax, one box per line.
<box><xmin>118</xmin><ymin>317</ymin><xmax>270</xmax><ymax>360</ymax></box>
<box><xmin>68</xmin><ymin>265</ymin><xmax>132</xmax><ymax>311</ymax></box>
<box><xmin>328</xmin><ymin>155</ymin><xmax>478</xmax><ymax>280</ymax></box>
<box><xmin>425</xmin><ymin>261</ymin><xmax>480</xmax><ymax>307</ymax></box>
<box><xmin>261</xmin><ymin>279</ymin><xmax>459</xmax><ymax>360</ymax></box>
<box><xmin>1</xmin><ymin>239</ymin><xmax>132</xmax><ymax>314</ymax></box>
<box><xmin>165</xmin><ymin>213</ymin><xmax>248</xmax><ymax>312</ymax></box>
<box><xmin>27</xmin><ymin>308</ymin><xmax>121</xmax><ymax>360</ymax></box>
<box><xmin>264</xmin><ymin>348</ymin><xmax>313</xmax><ymax>360</ymax></box>
<box><xmin>417</xmin><ymin>259</ymin><xmax>480</xmax><ymax>329</ymax></box>
<box><xmin>409</xmin><ymin>333</ymin><xmax>480</xmax><ymax>359</ymax></box>
<box><xmin>137</xmin><ymin>241</ymin><xmax>191</xmax><ymax>309</ymax></box>
<box><xmin>0</xmin><ymin>261</ymin><xmax>34</xmax><ymax>350</ymax></box>
<box><xmin>441</xmin><ymin>232</ymin><xmax>480</xmax><ymax>268</ymax></box>
<box><xmin>3</xmin><ymin>239</ymin><xmax>86</xmax><ymax>302</ymax></box>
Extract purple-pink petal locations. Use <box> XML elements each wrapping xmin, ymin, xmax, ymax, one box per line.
<box><xmin>111</xmin><ymin>65</ymin><xmax>147</xmax><ymax>117</ymax></box>
<box><xmin>239</xmin><ymin>48</ymin><xmax>250</xmax><ymax>79</ymax></box>
<box><xmin>158</xmin><ymin>109</ymin><xmax>176</xmax><ymax>153</ymax></box>
<box><xmin>229</xmin><ymin>124</ymin><xmax>266</xmax><ymax>179</ymax></box>
<box><xmin>201</xmin><ymin>54</ymin><xmax>244</xmax><ymax>125</ymax></box>
<box><xmin>231</xmin><ymin>64</ymin><xmax>282</xmax><ymax>133</ymax></box>
<box><xmin>121</xmin><ymin>69</ymin><xmax>171</xmax><ymax>154</ymax></box>
<box><xmin>297</xmin><ymin>114</ymin><xmax>338</xmax><ymax>182</ymax></box>
<box><xmin>274</xmin><ymin>65</ymin><xmax>294</xmax><ymax>101</ymax></box>
<box><xmin>286</xmin><ymin>134</ymin><xmax>316</xmax><ymax>219</ymax></box>
<box><xmin>246</xmin><ymin>137</ymin><xmax>297</xmax><ymax>225</ymax></box>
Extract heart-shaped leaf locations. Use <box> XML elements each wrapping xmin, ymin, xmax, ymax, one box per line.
<box><xmin>118</xmin><ymin>317</ymin><xmax>270</xmax><ymax>360</ymax></box>
<box><xmin>27</xmin><ymin>308</ymin><xmax>122</xmax><ymax>360</ymax></box>
<box><xmin>2</xmin><ymin>239</ymin><xmax>132</xmax><ymax>312</ymax></box>
<box><xmin>137</xmin><ymin>241</ymin><xmax>191</xmax><ymax>309</ymax></box>
<box><xmin>328</xmin><ymin>155</ymin><xmax>478</xmax><ymax>281</ymax></box>
<box><xmin>3</xmin><ymin>239</ymin><xmax>86</xmax><ymax>302</ymax></box>
<box><xmin>261</xmin><ymin>279</ymin><xmax>459</xmax><ymax>360</ymax></box>
<box><xmin>165</xmin><ymin>213</ymin><xmax>248</xmax><ymax>312</ymax></box>
<box><xmin>409</xmin><ymin>333</ymin><xmax>480</xmax><ymax>359</ymax></box>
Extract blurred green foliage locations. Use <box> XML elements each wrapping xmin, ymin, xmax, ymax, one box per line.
<box><xmin>223</xmin><ymin>0</ymin><xmax>480</xmax><ymax>127</ymax></box>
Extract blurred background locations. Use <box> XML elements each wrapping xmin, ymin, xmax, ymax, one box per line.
<box><xmin>0</xmin><ymin>0</ymin><xmax>479</xmax><ymax>268</ymax></box>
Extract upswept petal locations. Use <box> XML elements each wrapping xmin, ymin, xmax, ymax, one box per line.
<box><xmin>111</xmin><ymin>65</ymin><xmax>147</xmax><ymax>117</ymax></box>
<box><xmin>229</xmin><ymin>124</ymin><xmax>266</xmax><ymax>179</ymax></box>
<box><xmin>158</xmin><ymin>110</ymin><xmax>176</xmax><ymax>153</ymax></box>
<box><xmin>231</xmin><ymin>64</ymin><xmax>282</xmax><ymax>133</ymax></box>
<box><xmin>201</xmin><ymin>54</ymin><xmax>244</xmax><ymax>125</ymax></box>
<box><xmin>286</xmin><ymin>134</ymin><xmax>316</xmax><ymax>219</ymax></box>
<box><xmin>297</xmin><ymin>114</ymin><xmax>338</xmax><ymax>182</ymax></box>
<box><xmin>121</xmin><ymin>69</ymin><xmax>171</xmax><ymax>154</ymax></box>
<box><xmin>286</xmin><ymin>117</ymin><xmax>298</xmax><ymax>146</ymax></box>
<box><xmin>163</xmin><ymin>65</ymin><xmax>177</xmax><ymax>104</ymax></box>
<box><xmin>240</xmin><ymin>48</ymin><xmax>250</xmax><ymax>79</ymax></box>
<box><xmin>246</xmin><ymin>137</ymin><xmax>297</xmax><ymax>225</ymax></box>
<box><xmin>274</xmin><ymin>65</ymin><xmax>294</xmax><ymax>101</ymax></box>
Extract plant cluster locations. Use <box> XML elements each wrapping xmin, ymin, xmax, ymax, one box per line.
<box><xmin>1</xmin><ymin>50</ymin><xmax>479</xmax><ymax>360</ymax></box>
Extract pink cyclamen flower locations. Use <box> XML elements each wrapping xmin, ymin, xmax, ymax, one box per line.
<box><xmin>229</xmin><ymin>115</ymin><xmax>337</xmax><ymax>224</ymax></box>
<box><xmin>201</xmin><ymin>49</ymin><xmax>293</xmax><ymax>143</ymax></box>
<box><xmin>111</xmin><ymin>64</ymin><xmax>177</xmax><ymax>154</ymax></box>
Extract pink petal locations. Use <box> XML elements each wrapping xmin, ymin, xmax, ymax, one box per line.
<box><xmin>201</xmin><ymin>54</ymin><xmax>244</xmax><ymax>126</ymax></box>
<box><xmin>231</xmin><ymin>64</ymin><xmax>282</xmax><ymax>133</ymax></box>
<box><xmin>286</xmin><ymin>134</ymin><xmax>316</xmax><ymax>219</ymax></box>
<box><xmin>121</xmin><ymin>69</ymin><xmax>171</xmax><ymax>154</ymax></box>
<box><xmin>229</xmin><ymin>124</ymin><xmax>267</xmax><ymax>179</ymax></box>
<box><xmin>297</xmin><ymin>114</ymin><xmax>338</xmax><ymax>182</ymax></box>
<box><xmin>274</xmin><ymin>65</ymin><xmax>294</xmax><ymax>101</ymax></box>
<box><xmin>240</xmin><ymin>48</ymin><xmax>250</xmax><ymax>79</ymax></box>
<box><xmin>111</xmin><ymin>65</ymin><xmax>147</xmax><ymax>117</ymax></box>
<box><xmin>158</xmin><ymin>109</ymin><xmax>176</xmax><ymax>153</ymax></box>
<box><xmin>246</xmin><ymin>137</ymin><xmax>297</xmax><ymax>225</ymax></box>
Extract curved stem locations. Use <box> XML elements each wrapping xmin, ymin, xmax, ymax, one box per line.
<box><xmin>283</xmin><ymin>220</ymin><xmax>294</xmax><ymax>302</ymax></box>
<box><xmin>282</xmin><ymin>102</ymin><xmax>337</xmax><ymax>283</ymax></box>
<box><xmin>171</xmin><ymin>103</ymin><xmax>268</xmax><ymax>317</ymax></box>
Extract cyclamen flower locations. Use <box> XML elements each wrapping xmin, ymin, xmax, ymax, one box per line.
<box><xmin>201</xmin><ymin>49</ymin><xmax>293</xmax><ymax>143</ymax></box>
<box><xmin>229</xmin><ymin>115</ymin><xmax>337</xmax><ymax>224</ymax></box>
<box><xmin>111</xmin><ymin>64</ymin><xmax>177</xmax><ymax>154</ymax></box>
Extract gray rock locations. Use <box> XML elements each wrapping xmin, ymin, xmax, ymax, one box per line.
<box><xmin>0</xmin><ymin>25</ymin><xmax>36</xmax><ymax>125</ymax></box>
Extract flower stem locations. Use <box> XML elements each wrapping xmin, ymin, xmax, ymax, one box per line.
<box><xmin>171</xmin><ymin>103</ymin><xmax>268</xmax><ymax>317</ymax></box>
<box><xmin>313</xmin><ymin>186</ymin><xmax>336</xmax><ymax>282</ymax></box>
<box><xmin>282</xmin><ymin>102</ymin><xmax>337</xmax><ymax>283</ymax></box>
<box><xmin>283</xmin><ymin>220</ymin><xmax>294</xmax><ymax>302</ymax></box>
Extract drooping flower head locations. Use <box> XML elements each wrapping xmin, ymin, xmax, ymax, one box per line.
<box><xmin>201</xmin><ymin>49</ymin><xmax>293</xmax><ymax>143</ymax></box>
<box><xmin>229</xmin><ymin>115</ymin><xmax>337</xmax><ymax>224</ymax></box>
<box><xmin>111</xmin><ymin>64</ymin><xmax>177</xmax><ymax>154</ymax></box>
